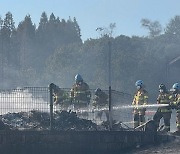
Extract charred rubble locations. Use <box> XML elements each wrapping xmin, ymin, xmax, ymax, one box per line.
<box><xmin>0</xmin><ymin>110</ymin><xmax>97</xmax><ymax>131</ymax></box>
<box><xmin>0</xmin><ymin>110</ymin><xmax>127</xmax><ymax>131</ymax></box>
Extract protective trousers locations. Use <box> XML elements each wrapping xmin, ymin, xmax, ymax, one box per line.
<box><xmin>176</xmin><ymin>112</ymin><xmax>180</xmax><ymax>132</ymax></box>
<box><xmin>153</xmin><ymin>111</ymin><xmax>171</xmax><ymax>131</ymax></box>
<box><xmin>133</xmin><ymin>113</ymin><xmax>145</xmax><ymax>128</ymax></box>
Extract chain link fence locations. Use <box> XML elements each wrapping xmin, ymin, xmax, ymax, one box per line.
<box><xmin>0</xmin><ymin>84</ymin><xmax>135</xmax><ymax>130</ymax></box>
<box><xmin>51</xmin><ymin>84</ymin><xmax>134</xmax><ymax>128</ymax></box>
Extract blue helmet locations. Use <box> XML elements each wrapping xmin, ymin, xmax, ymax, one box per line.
<box><xmin>172</xmin><ymin>83</ymin><xmax>179</xmax><ymax>90</ymax></box>
<box><xmin>135</xmin><ymin>80</ymin><xmax>143</xmax><ymax>87</ymax></box>
<box><xmin>75</xmin><ymin>74</ymin><xmax>83</xmax><ymax>83</ymax></box>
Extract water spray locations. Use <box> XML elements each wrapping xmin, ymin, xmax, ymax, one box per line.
<box><xmin>73</xmin><ymin>103</ymin><xmax>170</xmax><ymax>113</ymax></box>
<box><xmin>113</xmin><ymin>104</ymin><xmax>169</xmax><ymax>110</ymax></box>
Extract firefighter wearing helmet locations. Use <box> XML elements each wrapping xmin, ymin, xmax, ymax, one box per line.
<box><xmin>93</xmin><ymin>88</ymin><xmax>108</xmax><ymax>121</ymax></box>
<box><xmin>70</xmin><ymin>74</ymin><xmax>91</xmax><ymax>104</ymax></box>
<box><xmin>51</xmin><ymin>83</ymin><xmax>70</xmax><ymax>110</ymax></box>
<box><xmin>153</xmin><ymin>84</ymin><xmax>171</xmax><ymax>132</ymax></box>
<box><xmin>132</xmin><ymin>80</ymin><xmax>148</xmax><ymax>128</ymax></box>
<box><xmin>93</xmin><ymin>88</ymin><xmax>108</xmax><ymax>108</ymax></box>
<box><xmin>169</xmin><ymin>83</ymin><xmax>180</xmax><ymax>134</ymax></box>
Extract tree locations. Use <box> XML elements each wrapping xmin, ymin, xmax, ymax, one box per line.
<box><xmin>45</xmin><ymin>43</ymin><xmax>82</xmax><ymax>87</ymax></box>
<box><xmin>0</xmin><ymin>16</ymin><xmax>3</xmax><ymax>29</ymax></box>
<box><xmin>165</xmin><ymin>16</ymin><xmax>180</xmax><ymax>35</ymax></box>
<box><xmin>49</xmin><ymin>13</ymin><xmax>56</xmax><ymax>24</ymax></box>
<box><xmin>2</xmin><ymin>12</ymin><xmax>15</xmax><ymax>38</ymax></box>
<box><xmin>37</xmin><ymin>12</ymin><xmax>48</xmax><ymax>32</ymax></box>
<box><xmin>96</xmin><ymin>23</ymin><xmax>116</xmax><ymax>38</ymax></box>
<box><xmin>1</xmin><ymin>12</ymin><xmax>15</xmax><ymax>65</ymax></box>
<box><xmin>17</xmin><ymin>15</ymin><xmax>36</xmax><ymax>69</ymax></box>
<box><xmin>164</xmin><ymin>15</ymin><xmax>180</xmax><ymax>43</ymax></box>
<box><xmin>141</xmin><ymin>18</ymin><xmax>162</xmax><ymax>38</ymax></box>
<box><xmin>73</xmin><ymin>17</ymin><xmax>81</xmax><ymax>38</ymax></box>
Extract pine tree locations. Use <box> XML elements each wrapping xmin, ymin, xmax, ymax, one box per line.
<box><xmin>73</xmin><ymin>17</ymin><xmax>81</xmax><ymax>38</ymax></box>
<box><xmin>38</xmin><ymin>12</ymin><xmax>48</xmax><ymax>31</ymax></box>
<box><xmin>1</xmin><ymin>12</ymin><xmax>15</xmax><ymax>65</ymax></box>
<box><xmin>17</xmin><ymin>15</ymin><xmax>36</xmax><ymax>69</ymax></box>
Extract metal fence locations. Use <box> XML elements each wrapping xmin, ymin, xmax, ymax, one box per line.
<box><xmin>0</xmin><ymin>87</ymin><xmax>50</xmax><ymax>114</ymax></box>
<box><xmin>0</xmin><ymin>84</ymin><xmax>135</xmax><ymax>130</ymax></box>
<box><xmin>0</xmin><ymin>87</ymin><xmax>50</xmax><ymax>130</ymax></box>
<box><xmin>50</xmin><ymin>84</ymin><xmax>134</xmax><ymax>129</ymax></box>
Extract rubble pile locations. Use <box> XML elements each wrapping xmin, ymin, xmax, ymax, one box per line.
<box><xmin>1</xmin><ymin>111</ymin><xmax>50</xmax><ymax>130</ymax></box>
<box><xmin>0</xmin><ymin>110</ymin><xmax>98</xmax><ymax>131</ymax></box>
<box><xmin>100</xmin><ymin>120</ymin><xmax>131</xmax><ymax>131</ymax></box>
<box><xmin>54</xmin><ymin>111</ymin><xmax>97</xmax><ymax>131</ymax></box>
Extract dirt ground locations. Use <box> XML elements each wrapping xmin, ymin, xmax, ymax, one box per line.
<box><xmin>128</xmin><ymin>110</ymin><xmax>180</xmax><ymax>154</ymax></box>
<box><xmin>128</xmin><ymin>136</ymin><xmax>180</xmax><ymax>154</ymax></box>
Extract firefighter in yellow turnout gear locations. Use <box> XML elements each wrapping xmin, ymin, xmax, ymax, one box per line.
<box><xmin>153</xmin><ymin>84</ymin><xmax>171</xmax><ymax>132</ymax></box>
<box><xmin>169</xmin><ymin>83</ymin><xmax>180</xmax><ymax>134</ymax></box>
<box><xmin>70</xmin><ymin>74</ymin><xmax>91</xmax><ymax>105</ymax></box>
<box><xmin>52</xmin><ymin>84</ymin><xmax>70</xmax><ymax>110</ymax></box>
<box><xmin>132</xmin><ymin>80</ymin><xmax>148</xmax><ymax>128</ymax></box>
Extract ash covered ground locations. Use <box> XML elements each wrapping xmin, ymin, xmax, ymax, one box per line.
<box><xmin>127</xmin><ymin>111</ymin><xmax>180</xmax><ymax>154</ymax></box>
<box><xmin>0</xmin><ymin>110</ymin><xmax>179</xmax><ymax>154</ymax></box>
<box><xmin>0</xmin><ymin>110</ymin><xmax>97</xmax><ymax>131</ymax></box>
<box><xmin>0</xmin><ymin>110</ymin><xmax>124</xmax><ymax>131</ymax></box>
<box><xmin>127</xmin><ymin>136</ymin><xmax>180</xmax><ymax>154</ymax></box>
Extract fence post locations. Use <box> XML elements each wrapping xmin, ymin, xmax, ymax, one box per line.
<box><xmin>109</xmin><ymin>86</ymin><xmax>113</xmax><ymax>130</ymax></box>
<box><xmin>49</xmin><ymin>83</ymin><xmax>54</xmax><ymax>130</ymax></box>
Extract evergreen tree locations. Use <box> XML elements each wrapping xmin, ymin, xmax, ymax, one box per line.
<box><xmin>38</xmin><ymin>12</ymin><xmax>48</xmax><ymax>31</ymax></box>
<box><xmin>17</xmin><ymin>15</ymin><xmax>36</xmax><ymax>69</ymax></box>
<box><xmin>1</xmin><ymin>12</ymin><xmax>15</xmax><ymax>65</ymax></box>
<box><xmin>73</xmin><ymin>17</ymin><xmax>81</xmax><ymax>39</ymax></box>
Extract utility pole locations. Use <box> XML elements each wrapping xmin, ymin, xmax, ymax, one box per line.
<box><xmin>108</xmin><ymin>39</ymin><xmax>113</xmax><ymax>130</ymax></box>
<box><xmin>1</xmin><ymin>35</ymin><xmax>4</xmax><ymax>89</ymax></box>
<box><xmin>96</xmin><ymin>24</ymin><xmax>116</xmax><ymax>130</ymax></box>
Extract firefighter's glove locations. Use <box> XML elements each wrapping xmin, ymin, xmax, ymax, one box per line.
<box><xmin>169</xmin><ymin>102</ymin><xmax>176</xmax><ymax>109</ymax></box>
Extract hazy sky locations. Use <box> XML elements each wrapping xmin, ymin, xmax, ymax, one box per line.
<box><xmin>0</xmin><ymin>0</ymin><xmax>180</xmax><ymax>41</ymax></box>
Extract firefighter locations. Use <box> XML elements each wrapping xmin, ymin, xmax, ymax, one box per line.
<box><xmin>153</xmin><ymin>84</ymin><xmax>171</xmax><ymax>132</ymax></box>
<box><xmin>53</xmin><ymin>84</ymin><xmax>70</xmax><ymax>109</ymax></box>
<box><xmin>93</xmin><ymin>88</ymin><xmax>108</xmax><ymax>121</ymax></box>
<box><xmin>93</xmin><ymin>88</ymin><xmax>108</xmax><ymax>108</ymax></box>
<box><xmin>132</xmin><ymin>80</ymin><xmax>148</xmax><ymax>128</ymax></box>
<box><xmin>70</xmin><ymin>74</ymin><xmax>91</xmax><ymax>104</ymax></box>
<box><xmin>169</xmin><ymin>83</ymin><xmax>180</xmax><ymax>134</ymax></box>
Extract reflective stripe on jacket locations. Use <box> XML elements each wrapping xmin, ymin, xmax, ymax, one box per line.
<box><xmin>132</xmin><ymin>89</ymin><xmax>148</xmax><ymax>114</ymax></box>
<box><xmin>170</xmin><ymin>93</ymin><xmax>180</xmax><ymax>112</ymax></box>
<box><xmin>132</xmin><ymin>89</ymin><xmax>148</xmax><ymax>106</ymax></box>
<box><xmin>157</xmin><ymin>92</ymin><xmax>171</xmax><ymax>113</ymax></box>
<box><xmin>70</xmin><ymin>82</ymin><xmax>90</xmax><ymax>97</ymax></box>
